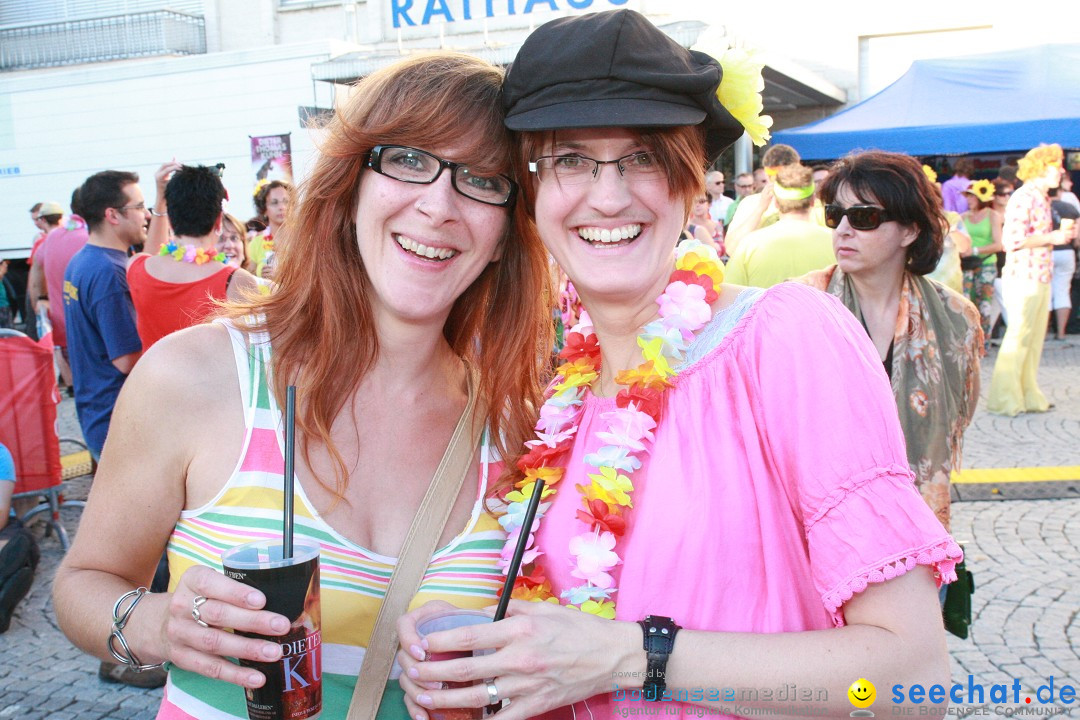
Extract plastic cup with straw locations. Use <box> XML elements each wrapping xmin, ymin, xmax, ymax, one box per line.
<box><xmin>218</xmin><ymin>385</ymin><xmax>324</xmax><ymax>719</ymax></box>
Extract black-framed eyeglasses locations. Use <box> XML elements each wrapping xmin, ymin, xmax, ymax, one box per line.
<box><xmin>529</xmin><ymin>151</ymin><xmax>664</xmax><ymax>185</ymax></box>
<box><xmin>824</xmin><ymin>204</ymin><xmax>892</xmax><ymax>231</ymax></box>
<box><xmin>367</xmin><ymin>145</ymin><xmax>517</xmax><ymax>207</ymax></box>
<box><xmin>995</xmin><ymin>191</ymin><xmax>1013</xmax><ymax>197</ymax></box>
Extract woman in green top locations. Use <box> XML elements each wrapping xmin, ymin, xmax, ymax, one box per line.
<box><xmin>961</xmin><ymin>179</ymin><xmax>1003</xmax><ymax>348</ymax></box>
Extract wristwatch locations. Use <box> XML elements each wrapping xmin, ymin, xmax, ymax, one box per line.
<box><xmin>638</xmin><ymin>615</ymin><xmax>680</xmax><ymax>701</ymax></box>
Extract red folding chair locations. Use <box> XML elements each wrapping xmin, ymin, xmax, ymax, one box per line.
<box><xmin>0</xmin><ymin>328</ymin><xmax>86</xmax><ymax>549</ymax></box>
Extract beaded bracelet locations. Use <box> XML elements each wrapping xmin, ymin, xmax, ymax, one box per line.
<box><xmin>107</xmin><ymin>587</ymin><xmax>167</xmax><ymax>673</ymax></box>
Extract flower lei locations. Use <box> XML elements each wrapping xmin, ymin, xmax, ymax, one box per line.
<box><xmin>496</xmin><ymin>240</ymin><xmax>724</xmax><ymax>618</ymax></box>
<box><xmin>158</xmin><ymin>241</ymin><xmax>226</xmax><ymax>265</ymax></box>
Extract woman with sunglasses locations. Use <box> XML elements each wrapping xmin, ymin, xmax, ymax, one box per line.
<box><xmin>799</xmin><ymin>151</ymin><xmax>983</xmax><ymax>532</ymax></box>
<box><xmin>54</xmin><ymin>53</ymin><xmax>551</xmax><ymax>719</ymax></box>
<box><xmin>396</xmin><ymin>12</ymin><xmax>960</xmax><ymax>720</ymax></box>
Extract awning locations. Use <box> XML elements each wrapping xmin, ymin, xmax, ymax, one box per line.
<box><xmin>311</xmin><ymin>20</ymin><xmax>846</xmax><ymax>116</ymax></box>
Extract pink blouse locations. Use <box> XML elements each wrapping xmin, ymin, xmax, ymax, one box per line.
<box><xmin>534</xmin><ymin>282</ymin><xmax>961</xmax><ymax>718</ymax></box>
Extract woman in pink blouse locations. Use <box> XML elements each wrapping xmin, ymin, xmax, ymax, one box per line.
<box><xmin>397</xmin><ymin>10</ymin><xmax>961</xmax><ymax>720</ymax></box>
<box><xmin>987</xmin><ymin>144</ymin><xmax>1073</xmax><ymax>415</ymax></box>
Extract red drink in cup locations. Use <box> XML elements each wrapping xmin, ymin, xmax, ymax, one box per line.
<box><xmin>416</xmin><ymin>609</ymin><xmax>497</xmax><ymax>720</ymax></box>
<box><xmin>221</xmin><ymin>540</ymin><xmax>322</xmax><ymax>720</ymax></box>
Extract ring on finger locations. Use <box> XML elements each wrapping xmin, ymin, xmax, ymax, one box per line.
<box><xmin>191</xmin><ymin>595</ymin><xmax>209</xmax><ymax>628</ymax></box>
<box><xmin>485</xmin><ymin>679</ymin><xmax>500</xmax><ymax>705</ymax></box>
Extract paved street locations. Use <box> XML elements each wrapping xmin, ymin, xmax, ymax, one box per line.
<box><xmin>1</xmin><ymin>342</ymin><xmax>1078</xmax><ymax>719</ymax></box>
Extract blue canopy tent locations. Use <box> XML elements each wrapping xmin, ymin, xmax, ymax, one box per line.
<box><xmin>772</xmin><ymin>44</ymin><xmax>1080</xmax><ymax>160</ymax></box>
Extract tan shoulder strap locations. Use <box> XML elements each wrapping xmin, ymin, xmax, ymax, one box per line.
<box><xmin>346</xmin><ymin>370</ymin><xmax>487</xmax><ymax>720</ymax></box>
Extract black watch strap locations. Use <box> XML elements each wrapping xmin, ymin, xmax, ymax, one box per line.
<box><xmin>638</xmin><ymin>615</ymin><xmax>680</xmax><ymax>701</ymax></box>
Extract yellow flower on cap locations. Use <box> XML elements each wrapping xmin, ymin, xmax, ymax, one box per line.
<box><xmin>965</xmin><ymin>179</ymin><xmax>995</xmax><ymax>204</ymax></box>
<box><xmin>716</xmin><ymin>47</ymin><xmax>773</xmax><ymax>147</ymax></box>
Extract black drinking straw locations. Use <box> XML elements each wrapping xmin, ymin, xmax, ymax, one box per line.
<box><xmin>493</xmin><ymin>479</ymin><xmax>546</xmax><ymax>621</ymax></box>
<box><xmin>283</xmin><ymin>385</ymin><xmax>297</xmax><ymax>560</ymax></box>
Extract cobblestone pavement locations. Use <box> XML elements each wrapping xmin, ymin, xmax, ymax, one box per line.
<box><xmin>1</xmin><ymin>342</ymin><xmax>1078</xmax><ymax>719</ymax></box>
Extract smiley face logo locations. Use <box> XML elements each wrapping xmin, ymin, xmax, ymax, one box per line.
<box><xmin>848</xmin><ymin>678</ymin><xmax>876</xmax><ymax>709</ymax></box>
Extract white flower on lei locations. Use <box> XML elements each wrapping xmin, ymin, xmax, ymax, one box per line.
<box><xmin>596</xmin><ymin>406</ymin><xmax>656</xmax><ymax>452</ymax></box>
<box><xmin>584</xmin><ymin>444</ymin><xmax>642</xmax><ymax>473</ymax></box>
<box><xmin>546</xmin><ymin>386</ymin><xmax>586</xmax><ymax>408</ymax></box>
<box><xmin>568</xmin><ymin>531</ymin><xmax>620</xmax><ymax>589</ymax></box>
<box><xmin>525</xmin><ymin>427</ymin><xmax>577</xmax><ymax>449</ymax></box>
<box><xmin>561</xmin><ymin>584</ymin><xmax>613</xmax><ymax>605</ymax></box>
<box><xmin>641</xmin><ymin>319</ymin><xmax>691</xmax><ymax>361</ymax></box>
<box><xmin>498</xmin><ymin>500</ymin><xmax>549</xmax><ymax>534</ymax></box>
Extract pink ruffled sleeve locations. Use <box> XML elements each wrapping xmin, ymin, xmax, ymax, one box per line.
<box><xmin>748</xmin><ymin>283</ymin><xmax>962</xmax><ymax>626</ymax></box>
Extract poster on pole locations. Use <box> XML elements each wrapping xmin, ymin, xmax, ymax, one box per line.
<box><xmin>250</xmin><ymin>133</ymin><xmax>294</xmax><ymax>188</ymax></box>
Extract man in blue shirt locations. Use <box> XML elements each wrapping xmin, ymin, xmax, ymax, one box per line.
<box><xmin>63</xmin><ymin>171</ymin><xmax>147</xmax><ymax>461</ymax></box>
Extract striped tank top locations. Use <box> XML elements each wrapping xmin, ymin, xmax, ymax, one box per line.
<box><xmin>157</xmin><ymin>321</ymin><xmax>507</xmax><ymax>720</ymax></box>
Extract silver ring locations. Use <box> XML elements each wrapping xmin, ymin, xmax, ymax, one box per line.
<box><xmin>485</xmin><ymin>679</ymin><xmax>500</xmax><ymax>705</ymax></box>
<box><xmin>191</xmin><ymin>595</ymin><xmax>209</xmax><ymax>628</ymax></box>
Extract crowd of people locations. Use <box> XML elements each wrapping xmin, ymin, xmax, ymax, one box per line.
<box><xmin>0</xmin><ymin>8</ymin><xmax>1073</xmax><ymax>719</ymax></box>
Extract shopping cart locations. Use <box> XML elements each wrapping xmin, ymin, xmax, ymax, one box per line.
<box><xmin>0</xmin><ymin>327</ymin><xmax>86</xmax><ymax>549</ymax></box>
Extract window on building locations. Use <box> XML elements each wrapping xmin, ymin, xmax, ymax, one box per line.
<box><xmin>0</xmin><ymin>0</ymin><xmax>204</xmax><ymax>27</ymax></box>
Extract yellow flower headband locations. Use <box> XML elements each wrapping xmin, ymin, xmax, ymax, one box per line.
<box><xmin>252</xmin><ymin>178</ymin><xmax>271</xmax><ymax>199</ymax></box>
<box><xmin>773</xmin><ymin>183</ymin><xmax>815</xmax><ymax>201</ymax></box>
<box><xmin>716</xmin><ymin>47</ymin><xmax>773</xmax><ymax>147</ymax></box>
<box><xmin>964</xmin><ymin>179</ymin><xmax>995</xmax><ymax>204</ymax></box>
<box><xmin>922</xmin><ymin>165</ymin><xmax>938</xmax><ymax>184</ymax></box>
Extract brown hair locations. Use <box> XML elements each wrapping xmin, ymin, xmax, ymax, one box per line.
<box><xmin>952</xmin><ymin>157</ymin><xmax>975</xmax><ymax>178</ymax></box>
<box><xmin>254</xmin><ymin>180</ymin><xmax>293</xmax><ymax>217</ymax></box>
<box><xmin>222</xmin><ymin>53</ymin><xmax>552</xmax><ymax>496</ymax></box>
<box><xmin>774</xmin><ymin>164</ymin><xmax>815</xmax><ymax>213</ymax></box>
<box><xmin>819</xmin><ymin>150</ymin><xmax>945</xmax><ymax>276</ymax></box>
<box><xmin>512</xmin><ymin>124</ymin><xmax>708</xmax><ymax>221</ymax></box>
<box><xmin>761</xmin><ymin>144</ymin><xmax>800</xmax><ymax>169</ymax></box>
<box><xmin>221</xmin><ymin>213</ymin><xmax>253</xmax><ymax>273</ymax></box>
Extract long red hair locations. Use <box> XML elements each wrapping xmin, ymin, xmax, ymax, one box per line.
<box><xmin>223</xmin><ymin>53</ymin><xmax>552</xmax><ymax>496</ymax></box>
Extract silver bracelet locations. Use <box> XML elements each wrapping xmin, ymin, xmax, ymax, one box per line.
<box><xmin>149</xmin><ymin>208</ymin><xmax>166</xmax><ymax>218</ymax></box>
<box><xmin>107</xmin><ymin>587</ymin><xmax>167</xmax><ymax>673</ymax></box>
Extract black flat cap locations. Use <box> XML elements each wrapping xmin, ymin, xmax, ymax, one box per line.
<box><xmin>503</xmin><ymin>9</ymin><xmax>746</xmax><ymax>160</ymax></box>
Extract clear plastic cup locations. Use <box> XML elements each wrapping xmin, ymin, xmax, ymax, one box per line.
<box><xmin>416</xmin><ymin>609</ymin><xmax>496</xmax><ymax>720</ymax></box>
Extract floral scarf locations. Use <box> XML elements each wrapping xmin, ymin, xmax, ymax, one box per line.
<box><xmin>797</xmin><ymin>266</ymin><xmax>983</xmax><ymax>530</ymax></box>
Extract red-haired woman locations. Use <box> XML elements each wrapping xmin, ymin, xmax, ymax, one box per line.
<box><xmin>961</xmin><ymin>179</ymin><xmax>1004</xmax><ymax>348</ymax></box>
<box><xmin>54</xmin><ymin>53</ymin><xmax>551</xmax><ymax>719</ymax></box>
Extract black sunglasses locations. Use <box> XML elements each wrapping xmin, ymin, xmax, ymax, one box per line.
<box><xmin>824</xmin><ymin>204</ymin><xmax>892</xmax><ymax>231</ymax></box>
